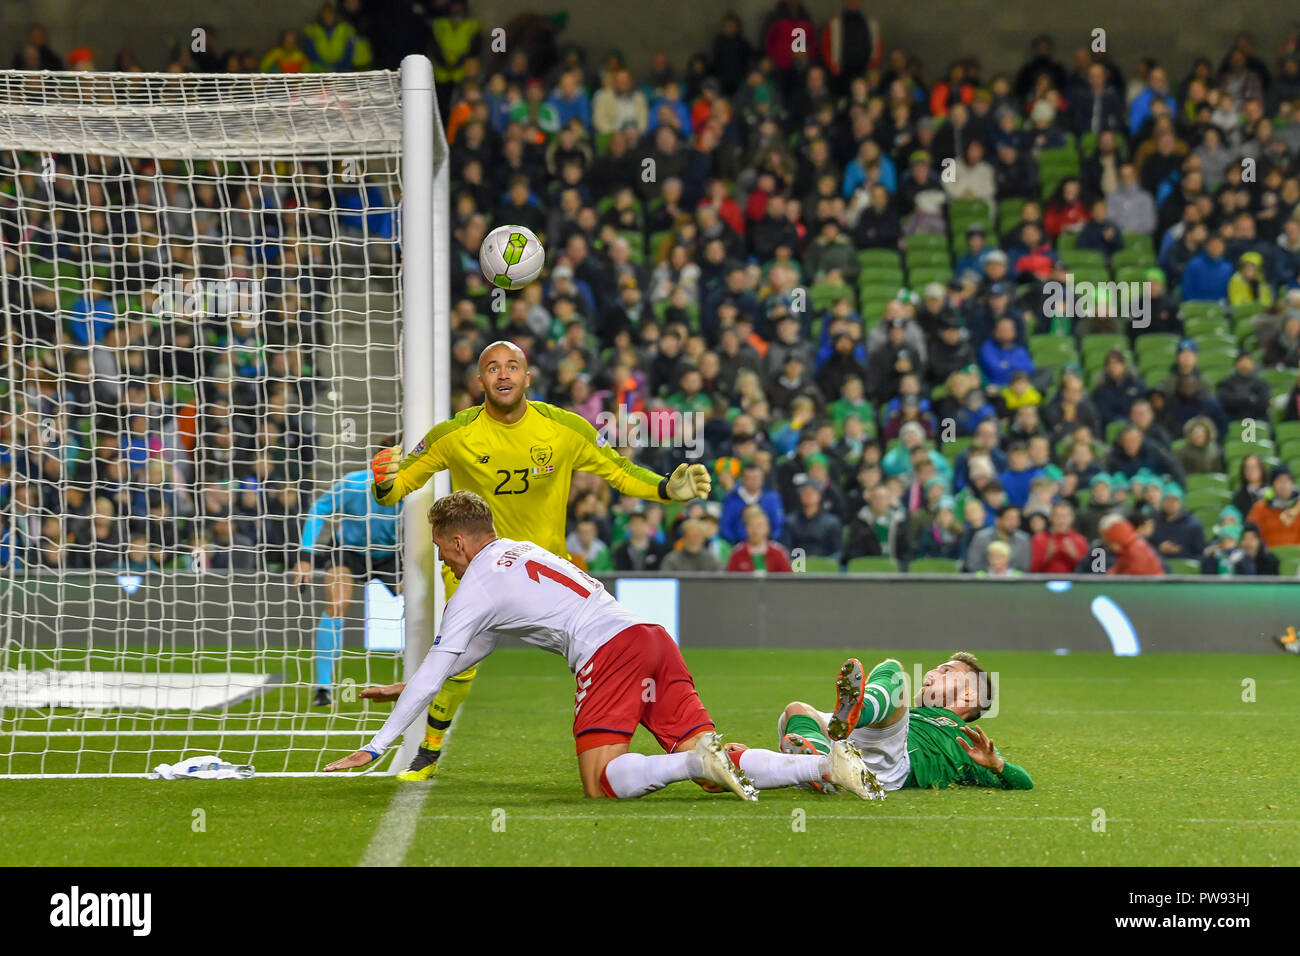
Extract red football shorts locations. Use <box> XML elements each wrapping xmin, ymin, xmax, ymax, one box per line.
<box><xmin>573</xmin><ymin>623</ymin><xmax>714</xmax><ymax>754</ymax></box>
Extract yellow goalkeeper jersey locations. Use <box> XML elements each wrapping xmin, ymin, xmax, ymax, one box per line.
<box><xmin>373</xmin><ymin>400</ymin><xmax>669</xmax><ymax>590</ymax></box>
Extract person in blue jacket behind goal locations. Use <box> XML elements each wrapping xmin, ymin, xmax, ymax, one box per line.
<box><xmin>294</xmin><ymin>440</ymin><xmax>401</xmax><ymax>706</ymax></box>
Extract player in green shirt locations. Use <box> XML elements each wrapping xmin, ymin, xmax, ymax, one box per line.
<box><xmin>775</xmin><ymin>653</ymin><xmax>1033</xmax><ymax>793</ymax></box>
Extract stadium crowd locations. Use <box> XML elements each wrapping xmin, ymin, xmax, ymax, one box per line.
<box><xmin>5</xmin><ymin>1</ymin><xmax>1300</xmax><ymax>579</ymax></box>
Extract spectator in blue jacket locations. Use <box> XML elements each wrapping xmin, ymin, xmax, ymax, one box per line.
<box><xmin>978</xmin><ymin>316</ymin><xmax>1035</xmax><ymax>388</ymax></box>
<box><xmin>720</xmin><ymin>460</ymin><xmax>784</xmax><ymax>544</ymax></box>
<box><xmin>68</xmin><ymin>281</ymin><xmax>117</xmax><ymax>345</ymax></box>
<box><xmin>547</xmin><ymin>68</ymin><xmax>592</xmax><ymax>130</ymax></box>
<box><xmin>1180</xmin><ymin>235</ymin><xmax>1234</xmax><ymax>301</ymax></box>
<box><xmin>1128</xmin><ymin>65</ymin><xmax>1177</xmax><ymax>136</ymax></box>
<box><xmin>997</xmin><ymin>441</ymin><xmax>1044</xmax><ymax>508</ymax></box>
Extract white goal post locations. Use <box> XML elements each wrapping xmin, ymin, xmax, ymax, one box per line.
<box><xmin>0</xmin><ymin>56</ymin><xmax>449</xmax><ymax>777</ymax></box>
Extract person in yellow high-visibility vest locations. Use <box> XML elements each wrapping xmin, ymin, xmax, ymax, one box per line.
<box><xmin>371</xmin><ymin>341</ymin><xmax>711</xmax><ymax>779</ymax></box>
<box><xmin>431</xmin><ymin>1</ymin><xmax>482</xmax><ymax>101</ymax></box>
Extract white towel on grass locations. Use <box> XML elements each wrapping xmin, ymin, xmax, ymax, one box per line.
<box><xmin>150</xmin><ymin>755</ymin><xmax>255</xmax><ymax>780</ymax></box>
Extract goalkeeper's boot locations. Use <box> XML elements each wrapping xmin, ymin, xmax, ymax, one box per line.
<box><xmin>692</xmin><ymin>732</ymin><xmax>757</xmax><ymax>802</ymax></box>
<box><xmin>397</xmin><ymin>746</ymin><xmax>441</xmax><ymax>782</ymax></box>
<box><xmin>1274</xmin><ymin>626</ymin><xmax>1300</xmax><ymax>655</ymax></box>
<box><xmin>828</xmin><ymin>739</ymin><xmax>885</xmax><ymax>801</ymax></box>
<box><xmin>781</xmin><ymin>732</ymin><xmax>836</xmax><ymax>795</ymax></box>
<box><xmin>827</xmin><ymin>658</ymin><xmax>866</xmax><ymax>740</ymax></box>
<box><xmin>312</xmin><ymin>687</ymin><xmax>332</xmax><ymax>707</ymax></box>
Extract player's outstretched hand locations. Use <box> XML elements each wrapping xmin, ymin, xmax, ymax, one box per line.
<box><xmin>956</xmin><ymin>725</ymin><xmax>1004</xmax><ymax>773</ymax></box>
<box><xmin>325</xmin><ymin>750</ymin><xmax>375</xmax><ymax>772</ymax></box>
<box><xmin>371</xmin><ymin>445</ymin><xmax>403</xmax><ymax>491</ymax></box>
<box><xmin>667</xmin><ymin>463</ymin><xmax>711</xmax><ymax>501</ymax></box>
<box><xmin>294</xmin><ymin>560</ymin><xmax>313</xmax><ymax>588</ymax></box>
<box><xmin>360</xmin><ymin>682</ymin><xmax>407</xmax><ymax>703</ymax></box>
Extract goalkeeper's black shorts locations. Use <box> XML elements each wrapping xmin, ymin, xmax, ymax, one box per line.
<box><xmin>316</xmin><ymin>547</ymin><xmax>399</xmax><ymax>590</ymax></box>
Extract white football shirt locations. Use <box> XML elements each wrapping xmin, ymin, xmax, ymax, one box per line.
<box><xmin>364</xmin><ymin>538</ymin><xmax>647</xmax><ymax>756</ymax></box>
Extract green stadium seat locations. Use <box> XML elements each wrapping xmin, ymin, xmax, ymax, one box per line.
<box><xmin>1184</xmin><ymin>488</ymin><xmax>1233</xmax><ymax>512</ymax></box>
<box><xmin>1059</xmin><ymin>249</ymin><xmax>1106</xmax><ymax>270</ymax></box>
<box><xmin>1179</xmin><ymin>302</ymin><xmax>1227</xmax><ymax>320</ymax></box>
<box><xmin>1112</xmin><ymin>246</ymin><xmax>1156</xmax><ymax>269</ymax></box>
<box><xmin>997</xmin><ymin>198</ymin><xmax>1026</xmax><ymax>230</ymax></box>
<box><xmin>1224</xmin><ymin>436</ymin><xmax>1275</xmax><ymax>458</ymax></box>
<box><xmin>846</xmin><ymin>556</ymin><xmax>900</xmax><ymax>574</ymax></box>
<box><xmin>810</xmin><ymin>282</ymin><xmax>855</xmax><ymax>313</ymax></box>
<box><xmin>1273</xmin><ymin>421</ymin><xmax>1300</xmax><ymax>446</ymax></box>
<box><xmin>904</xmin><ymin>248</ymin><xmax>951</xmax><ymax>268</ymax></box>
<box><xmin>1055</xmin><ymin>231</ymin><xmax>1078</xmax><ymax>253</ymax></box>
<box><xmin>1260</xmin><ymin>368</ymin><xmax>1298</xmax><ymax>395</ymax></box>
<box><xmin>1134</xmin><ymin>333</ymin><xmax>1179</xmax><ymax>361</ymax></box>
<box><xmin>1115</xmin><ymin>265</ymin><xmax>1148</xmax><ymax>284</ymax></box>
<box><xmin>1184</xmin><ymin>316</ymin><xmax>1231</xmax><ymax>339</ymax></box>
<box><xmin>907</xmin><ymin>267</ymin><xmax>952</xmax><ymax>287</ymax></box>
<box><xmin>904</xmin><ymin>233</ymin><xmax>948</xmax><ymax>251</ymax></box>
<box><xmin>1271</xmin><ymin>545</ymin><xmax>1300</xmax><ymax>577</ymax></box>
<box><xmin>1186</xmin><ymin>473</ymin><xmax>1229</xmax><ymax>494</ymax></box>
<box><xmin>1122</xmin><ymin>234</ymin><xmax>1154</xmax><ymax>254</ymax></box>
<box><xmin>948</xmin><ymin>197</ymin><xmax>991</xmax><ymax>221</ymax></box>
<box><xmin>1231</xmin><ymin>301</ymin><xmax>1265</xmax><ymax>322</ymax></box>
<box><xmin>907</xmin><ymin>558</ymin><xmax>961</xmax><ymax>574</ymax></box>
<box><xmin>858</xmin><ymin>281</ymin><xmax>903</xmax><ymax>303</ymax></box>
<box><xmin>1080</xmin><ymin>334</ymin><xmax>1129</xmax><ymax>358</ymax></box>
<box><xmin>1168</xmin><ymin>558</ymin><xmax>1203</xmax><ymax>575</ymax></box>
<box><xmin>943</xmin><ymin>437</ymin><xmax>973</xmax><ymax>462</ymax></box>
<box><xmin>1277</xmin><ymin>437</ymin><xmax>1300</xmax><ymax>461</ymax></box>
<box><xmin>800</xmin><ymin>556</ymin><xmax>843</xmax><ymax>574</ymax></box>
<box><xmin>858</xmin><ymin>248</ymin><xmax>902</xmax><ymax>266</ymax></box>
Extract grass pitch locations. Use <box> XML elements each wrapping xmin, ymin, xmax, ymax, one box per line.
<box><xmin>2</xmin><ymin>648</ymin><xmax>1297</xmax><ymax>866</ymax></box>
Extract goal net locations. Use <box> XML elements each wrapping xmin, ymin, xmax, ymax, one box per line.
<box><xmin>0</xmin><ymin>63</ymin><xmax>446</xmax><ymax>776</ymax></box>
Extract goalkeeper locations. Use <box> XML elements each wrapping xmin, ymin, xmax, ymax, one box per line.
<box><xmin>295</xmin><ymin>460</ymin><xmax>401</xmax><ymax>707</ymax></box>
<box><xmin>371</xmin><ymin>340</ymin><xmax>712</xmax><ymax>780</ymax></box>
<box><xmin>775</xmin><ymin>654</ymin><xmax>1033</xmax><ymax>792</ymax></box>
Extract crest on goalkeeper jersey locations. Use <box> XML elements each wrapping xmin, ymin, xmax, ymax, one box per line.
<box><xmin>480</xmin><ymin>224</ymin><xmax>545</xmax><ymax>290</ymax></box>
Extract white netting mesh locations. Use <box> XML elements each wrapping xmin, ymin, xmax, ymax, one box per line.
<box><xmin>0</xmin><ymin>69</ymin><xmax>429</xmax><ymax>775</ymax></box>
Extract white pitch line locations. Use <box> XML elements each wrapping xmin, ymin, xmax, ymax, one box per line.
<box><xmin>409</xmin><ymin>813</ymin><xmax>1300</xmax><ymax>825</ymax></box>
<box><xmin>358</xmin><ymin>713</ymin><xmax>460</xmax><ymax>868</ymax></box>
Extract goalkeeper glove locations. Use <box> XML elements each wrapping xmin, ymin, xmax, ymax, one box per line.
<box><xmin>371</xmin><ymin>445</ymin><xmax>403</xmax><ymax>492</ymax></box>
<box><xmin>664</xmin><ymin>462</ymin><xmax>711</xmax><ymax>501</ymax></box>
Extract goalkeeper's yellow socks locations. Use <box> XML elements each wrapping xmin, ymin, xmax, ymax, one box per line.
<box><xmin>422</xmin><ymin>664</ymin><xmax>477</xmax><ymax>752</ymax></box>
<box><xmin>312</xmin><ymin>614</ymin><xmax>343</xmax><ymax>688</ymax></box>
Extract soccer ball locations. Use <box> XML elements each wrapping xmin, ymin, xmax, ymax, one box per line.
<box><xmin>480</xmin><ymin>224</ymin><xmax>545</xmax><ymax>290</ymax></box>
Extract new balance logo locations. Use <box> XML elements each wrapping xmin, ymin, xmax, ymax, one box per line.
<box><xmin>50</xmin><ymin>886</ymin><xmax>151</xmax><ymax>936</ymax></box>
<box><xmin>476</xmin><ymin>455</ymin><xmax>490</xmax><ymax>464</ymax></box>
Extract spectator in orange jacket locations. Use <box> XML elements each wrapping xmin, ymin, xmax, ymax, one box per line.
<box><xmin>1099</xmin><ymin>514</ymin><xmax>1165</xmax><ymax>575</ymax></box>
<box><xmin>1246</xmin><ymin>466</ymin><xmax>1300</xmax><ymax>548</ymax></box>
<box><xmin>1030</xmin><ymin>500</ymin><xmax>1088</xmax><ymax>573</ymax></box>
<box><xmin>726</xmin><ymin>504</ymin><xmax>794</xmax><ymax>573</ymax></box>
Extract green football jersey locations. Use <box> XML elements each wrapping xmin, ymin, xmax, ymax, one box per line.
<box><xmin>904</xmin><ymin>707</ymin><xmax>1033</xmax><ymax>790</ymax></box>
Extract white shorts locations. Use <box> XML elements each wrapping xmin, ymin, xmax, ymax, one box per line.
<box><xmin>785</xmin><ymin>708</ymin><xmax>912</xmax><ymax>792</ymax></box>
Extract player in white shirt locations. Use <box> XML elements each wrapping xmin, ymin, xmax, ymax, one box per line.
<box><xmin>325</xmin><ymin>491</ymin><xmax>884</xmax><ymax>801</ymax></box>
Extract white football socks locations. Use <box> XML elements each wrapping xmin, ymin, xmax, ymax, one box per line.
<box><xmin>601</xmin><ymin>751</ymin><xmax>703</xmax><ymax>798</ymax></box>
<box><xmin>738</xmin><ymin>749</ymin><xmax>829</xmax><ymax>788</ymax></box>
